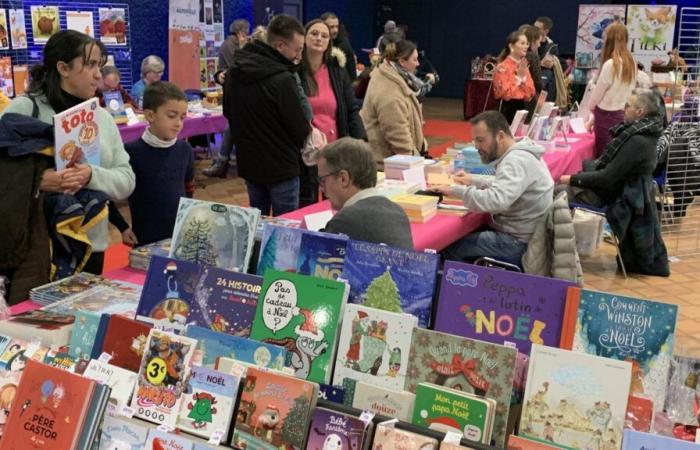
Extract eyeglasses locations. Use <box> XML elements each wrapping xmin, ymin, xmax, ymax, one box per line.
<box><xmin>317</xmin><ymin>171</ymin><xmax>339</xmax><ymax>185</ymax></box>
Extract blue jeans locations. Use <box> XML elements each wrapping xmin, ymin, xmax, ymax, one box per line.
<box><xmin>246</xmin><ymin>177</ymin><xmax>300</xmax><ymax>216</ymax></box>
<box><xmin>443</xmin><ymin>228</ymin><xmax>528</xmax><ymax>267</ymax></box>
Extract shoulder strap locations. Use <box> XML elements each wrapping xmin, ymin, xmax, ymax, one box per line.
<box><xmin>24</xmin><ymin>95</ymin><xmax>39</xmax><ymax>119</ymax></box>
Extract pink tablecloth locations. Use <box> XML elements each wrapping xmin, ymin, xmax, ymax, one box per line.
<box><xmin>542</xmin><ymin>133</ymin><xmax>595</xmax><ymax>181</ymax></box>
<box><xmin>117</xmin><ymin>113</ymin><xmax>228</xmax><ymax>143</ymax></box>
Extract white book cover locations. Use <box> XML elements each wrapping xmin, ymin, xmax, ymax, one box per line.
<box><xmin>53</xmin><ymin>97</ymin><xmax>100</xmax><ymax>170</ymax></box>
<box><xmin>82</xmin><ymin>359</ymin><xmax>137</xmax><ymax>408</ymax></box>
<box><xmin>333</xmin><ymin>304</ymin><xmax>417</xmax><ymax>391</ymax></box>
<box><xmin>98</xmin><ymin>415</ymin><xmax>150</xmax><ymax>450</ymax></box>
<box><xmin>510</xmin><ymin>109</ymin><xmax>528</xmax><ymax>136</ymax></box>
<box><xmin>8</xmin><ymin>9</ymin><xmax>27</xmax><ymax>49</ymax></box>
<box><xmin>520</xmin><ymin>345</ymin><xmax>632</xmax><ymax>450</ymax></box>
<box><xmin>66</xmin><ymin>10</ymin><xmax>94</xmax><ymax>37</ymax></box>
<box><xmin>351</xmin><ymin>380</ymin><xmax>415</xmax><ymax>422</ymax></box>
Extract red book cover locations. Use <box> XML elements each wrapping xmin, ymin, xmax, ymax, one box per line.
<box><xmin>558</xmin><ymin>286</ymin><xmax>581</xmax><ymax>349</ymax></box>
<box><xmin>100</xmin><ymin>315</ymin><xmax>151</xmax><ymax>372</ymax></box>
<box><xmin>0</xmin><ymin>359</ymin><xmax>95</xmax><ymax>450</ymax></box>
<box><xmin>626</xmin><ymin>395</ymin><xmax>653</xmax><ymax>432</ymax></box>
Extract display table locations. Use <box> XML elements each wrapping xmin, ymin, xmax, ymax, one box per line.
<box><xmin>542</xmin><ymin>133</ymin><xmax>596</xmax><ymax>181</ymax></box>
<box><xmin>463</xmin><ymin>78</ymin><xmax>499</xmax><ymax>119</ymax></box>
<box><xmin>117</xmin><ymin>113</ymin><xmax>228</xmax><ymax>143</ymax></box>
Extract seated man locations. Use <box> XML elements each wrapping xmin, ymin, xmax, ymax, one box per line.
<box><xmin>438</xmin><ymin>111</ymin><xmax>554</xmax><ymax>265</ymax></box>
<box><xmin>559</xmin><ymin>89</ymin><xmax>664</xmax><ymax>207</ymax></box>
<box><xmin>318</xmin><ymin>137</ymin><xmax>413</xmax><ymax>249</ymax></box>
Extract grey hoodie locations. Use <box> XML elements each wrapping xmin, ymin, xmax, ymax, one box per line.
<box><xmin>451</xmin><ymin>138</ymin><xmax>554</xmax><ymax>242</ymax></box>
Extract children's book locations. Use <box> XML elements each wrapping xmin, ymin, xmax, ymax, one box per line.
<box><xmin>145</xmin><ymin>428</ymin><xmax>194</xmax><ymax>450</ymax></box>
<box><xmin>103</xmin><ymin>90</ymin><xmax>127</xmax><ymax>123</ymax></box>
<box><xmin>128</xmin><ymin>238</ymin><xmax>171</xmax><ymax>271</ymax></box>
<box><xmin>170</xmin><ymin>198</ymin><xmax>260</xmax><ymax>272</ymax></box>
<box><xmin>53</xmin><ymin>97</ymin><xmax>101</xmax><ymax>170</ymax></box>
<box><xmin>371</xmin><ymin>422</ymin><xmax>439</xmax><ymax>450</ymax></box>
<box><xmin>562</xmin><ymin>288</ymin><xmax>678</xmax><ymax>419</ymax></box>
<box><xmin>249</xmin><ymin>270</ymin><xmax>348</xmax><ymax>384</ymax></box>
<box><xmin>0</xmin><ymin>370</ymin><xmax>21</xmax><ymax>438</ymax></box>
<box><xmin>0</xmin><ymin>337</ymin><xmax>49</xmax><ymax>372</ymax></box>
<box><xmin>0</xmin><ymin>57</ymin><xmax>12</xmax><ymax>97</ymax></box>
<box><xmin>333</xmin><ymin>303</ymin><xmax>417</xmax><ymax>391</ymax></box>
<box><xmin>1</xmin><ymin>359</ymin><xmax>96</xmax><ymax>449</ymax></box>
<box><xmin>8</xmin><ymin>9</ymin><xmax>27</xmax><ymax>50</ymax></box>
<box><xmin>185</xmin><ymin>325</ymin><xmax>288</xmax><ymax>370</ymax></box>
<box><xmin>68</xmin><ymin>310</ymin><xmax>105</xmax><ymax>361</ymax></box>
<box><xmin>295</xmin><ymin>230</ymin><xmax>348</xmax><ymax>280</ymax></box>
<box><xmin>341</xmin><ymin>240</ymin><xmax>439</xmax><ymax>328</ymax></box>
<box><xmin>98</xmin><ymin>414</ymin><xmax>150</xmax><ymax>450</ymax></box>
<box><xmin>318</xmin><ymin>383</ymin><xmax>346</xmax><ymax>404</ymax></box>
<box><xmin>621</xmin><ymin>429</ymin><xmax>700</xmax><ymax>449</ymax></box>
<box><xmin>177</xmin><ymin>366</ymin><xmax>241</xmax><ymax>440</ymax></box>
<box><xmin>46</xmin><ymin>352</ymin><xmax>79</xmax><ymax>372</ymax></box>
<box><xmin>100</xmin><ymin>315</ymin><xmax>152</xmax><ymax>372</ymax></box>
<box><xmin>231</xmin><ymin>366</ymin><xmax>318</xmax><ymax>450</ymax></box>
<box><xmin>506</xmin><ymin>435</ymin><xmax>562</xmax><ymax>449</ymax></box>
<box><xmin>130</xmin><ymin>329</ymin><xmax>197</xmax><ymax>426</ymax></box>
<box><xmin>405</xmin><ymin>328</ymin><xmax>516</xmax><ymax>448</ymax></box>
<box><xmin>520</xmin><ymin>344</ymin><xmax>632</xmax><ymax>450</ymax></box>
<box><xmin>257</xmin><ymin>224</ymin><xmax>304</xmax><ymax>275</ymax></box>
<box><xmin>44</xmin><ymin>283</ymin><xmax>141</xmax><ymax>316</ymax></box>
<box><xmin>349</xmin><ymin>380</ymin><xmax>416</xmax><ymax>422</ymax></box>
<box><xmin>30</xmin><ymin>5</ymin><xmax>60</xmax><ymax>44</ymax></box>
<box><xmin>306</xmin><ymin>407</ymin><xmax>370</xmax><ymax>450</ymax></box>
<box><xmin>435</xmin><ymin>262</ymin><xmax>574</xmax><ymax>355</ymax></box>
<box><xmin>82</xmin><ymin>359</ymin><xmax>138</xmax><ymax>408</ymax></box>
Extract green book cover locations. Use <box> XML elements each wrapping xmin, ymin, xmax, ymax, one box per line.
<box><xmin>249</xmin><ymin>270</ymin><xmax>347</xmax><ymax>384</ymax></box>
<box><xmin>412</xmin><ymin>383</ymin><xmax>490</xmax><ymax>444</ymax></box>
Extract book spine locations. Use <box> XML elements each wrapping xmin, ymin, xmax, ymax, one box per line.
<box><xmin>558</xmin><ymin>286</ymin><xmax>581</xmax><ymax>349</ymax></box>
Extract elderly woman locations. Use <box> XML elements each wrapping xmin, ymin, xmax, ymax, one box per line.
<box><xmin>96</xmin><ymin>65</ymin><xmax>137</xmax><ymax>108</ymax></box>
<box><xmin>131</xmin><ymin>55</ymin><xmax>165</xmax><ymax>108</ymax></box>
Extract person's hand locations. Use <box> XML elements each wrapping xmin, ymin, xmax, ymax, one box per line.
<box><xmin>541</xmin><ymin>55</ymin><xmax>554</xmax><ymax>69</ymax></box>
<box><xmin>452</xmin><ymin>171</ymin><xmax>472</xmax><ymax>186</ymax></box>
<box><xmin>517</xmin><ymin>59</ymin><xmax>529</xmax><ymax>78</ymax></box>
<box><xmin>425</xmin><ymin>73</ymin><xmax>436</xmax><ymax>84</ymax></box>
<box><xmin>217</xmin><ymin>72</ymin><xmax>225</xmax><ymax>84</ymax></box>
<box><xmin>121</xmin><ymin>228</ymin><xmax>138</xmax><ymax>246</ymax></box>
<box><xmin>559</xmin><ymin>175</ymin><xmax>571</xmax><ymax>185</ymax></box>
<box><xmin>39</xmin><ymin>169</ymin><xmax>65</xmax><ymax>193</ymax></box>
<box><xmin>60</xmin><ymin>164</ymin><xmax>92</xmax><ymax>195</ymax></box>
<box><xmin>429</xmin><ymin>184</ymin><xmax>452</xmax><ymax>195</ymax></box>
<box><xmin>585</xmin><ymin>118</ymin><xmax>594</xmax><ymax>133</ymax></box>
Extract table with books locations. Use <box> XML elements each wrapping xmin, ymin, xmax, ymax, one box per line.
<box><xmin>117</xmin><ymin>112</ymin><xmax>228</xmax><ymax>143</ymax></box>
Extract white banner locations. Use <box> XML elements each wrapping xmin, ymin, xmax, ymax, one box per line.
<box><xmin>169</xmin><ymin>0</ymin><xmax>199</xmax><ymax>30</ymax></box>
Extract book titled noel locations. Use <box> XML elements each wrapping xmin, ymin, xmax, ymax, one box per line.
<box><xmin>130</xmin><ymin>329</ymin><xmax>197</xmax><ymax>426</ymax></box>
<box><xmin>341</xmin><ymin>240</ymin><xmax>439</xmax><ymax>328</ymax></box>
<box><xmin>333</xmin><ymin>303</ymin><xmax>417</xmax><ymax>391</ymax></box>
<box><xmin>520</xmin><ymin>345</ymin><xmax>632</xmax><ymax>450</ymax></box>
<box><xmin>53</xmin><ymin>97</ymin><xmax>100</xmax><ymax>170</ymax></box>
<box><xmin>306</xmin><ymin>407</ymin><xmax>369</xmax><ymax>450</ymax></box>
<box><xmin>249</xmin><ymin>270</ymin><xmax>347</xmax><ymax>384</ymax></box>
<box><xmin>170</xmin><ymin>198</ymin><xmax>260</xmax><ymax>272</ymax></box>
<box><xmin>435</xmin><ymin>261</ymin><xmax>574</xmax><ymax>355</ymax></box>
<box><xmin>562</xmin><ymin>288</ymin><xmax>678</xmax><ymax>418</ymax></box>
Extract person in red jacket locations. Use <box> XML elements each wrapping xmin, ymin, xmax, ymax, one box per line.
<box><xmin>493</xmin><ymin>30</ymin><xmax>536</xmax><ymax>123</ymax></box>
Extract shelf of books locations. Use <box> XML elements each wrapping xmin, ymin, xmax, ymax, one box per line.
<box><xmin>0</xmin><ymin>197</ymin><xmax>696</xmax><ymax>450</ymax></box>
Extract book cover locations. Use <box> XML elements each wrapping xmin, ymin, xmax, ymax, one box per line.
<box><xmin>186</xmin><ymin>325</ymin><xmax>288</xmax><ymax>370</ymax></box>
<box><xmin>232</xmin><ymin>366</ymin><xmax>317</xmax><ymax>450</ymax></box>
<box><xmin>333</xmin><ymin>303</ymin><xmax>417</xmax><ymax>391</ymax></box>
<box><xmin>306</xmin><ymin>407</ymin><xmax>368</xmax><ymax>450</ymax></box>
<box><xmin>295</xmin><ymin>231</ymin><xmax>348</xmax><ymax>280</ymax></box>
<box><xmin>53</xmin><ymin>97</ymin><xmax>101</xmax><ymax>170</ymax></box>
<box><xmin>0</xmin><ymin>11</ymin><xmax>8</xmax><ymax>50</ymax></box>
<box><xmin>145</xmin><ymin>429</ymin><xmax>194</xmax><ymax>450</ymax></box>
<box><xmin>82</xmin><ymin>359</ymin><xmax>137</xmax><ymax>408</ymax></box>
<box><xmin>405</xmin><ymin>328</ymin><xmax>516</xmax><ymax>448</ymax></box>
<box><xmin>103</xmin><ymin>90</ymin><xmax>126</xmax><ymax>119</ymax></box>
<box><xmin>350</xmin><ymin>381</ymin><xmax>415</xmax><ymax>422</ymax></box>
<box><xmin>170</xmin><ymin>198</ymin><xmax>260</xmax><ymax>272</ymax></box>
<box><xmin>0</xmin><ymin>338</ymin><xmax>49</xmax><ymax>372</ymax></box>
<box><xmin>249</xmin><ymin>270</ymin><xmax>347</xmax><ymax>384</ymax></box>
<box><xmin>0</xmin><ymin>57</ymin><xmax>12</xmax><ymax>98</ymax></box>
<box><xmin>257</xmin><ymin>224</ymin><xmax>303</xmax><ymax>275</ymax></box>
<box><xmin>98</xmin><ymin>8</ymin><xmax>127</xmax><ymax>45</ymax></box>
<box><xmin>46</xmin><ymin>352</ymin><xmax>79</xmax><ymax>372</ymax></box>
<box><xmin>11</xmin><ymin>64</ymin><xmax>27</xmax><ymax>96</ymax></box>
<box><xmin>434</xmin><ymin>262</ymin><xmax>574</xmax><ymax>355</ymax></box>
<box><xmin>130</xmin><ymin>329</ymin><xmax>197</xmax><ymax>426</ymax></box>
<box><xmin>565</xmin><ymin>288</ymin><xmax>678</xmax><ymax>418</ymax></box>
<box><xmin>8</xmin><ymin>9</ymin><xmax>27</xmax><ymax>49</ymax></box>
<box><xmin>101</xmin><ymin>315</ymin><xmax>152</xmax><ymax>372</ymax></box>
<box><xmin>98</xmin><ymin>415</ymin><xmax>150</xmax><ymax>450</ymax></box>
<box><xmin>341</xmin><ymin>240</ymin><xmax>439</xmax><ymax>328</ymax></box>
<box><xmin>0</xmin><ymin>370</ymin><xmax>21</xmax><ymax>438</ymax></box>
<box><xmin>68</xmin><ymin>310</ymin><xmax>102</xmax><ymax>361</ymax></box>
<box><xmin>177</xmin><ymin>366</ymin><xmax>241</xmax><ymax>439</ymax></box>
<box><xmin>371</xmin><ymin>423</ymin><xmax>438</xmax><ymax>450</ymax></box>
<box><xmin>506</xmin><ymin>435</ymin><xmax>561</xmax><ymax>449</ymax></box>
<box><xmin>520</xmin><ymin>345</ymin><xmax>632</xmax><ymax>450</ymax></box>
<box><xmin>254</xmin><ymin>216</ymin><xmax>301</xmax><ymax>241</ymax></box>
<box><xmin>1</xmin><ymin>359</ymin><xmax>95</xmax><ymax>450</ymax></box>
<box><xmin>30</xmin><ymin>272</ymin><xmax>126</xmax><ymax>305</ymax></box>
<box><xmin>621</xmin><ymin>429</ymin><xmax>700</xmax><ymax>449</ymax></box>
<box><xmin>65</xmin><ymin>10</ymin><xmax>94</xmax><ymax>37</ymax></box>
<box><xmin>42</xmin><ymin>283</ymin><xmax>141</xmax><ymax>316</ymax></box>
<box><xmin>318</xmin><ymin>383</ymin><xmax>345</xmax><ymax>404</ymax></box>
<box><xmin>30</xmin><ymin>5</ymin><xmax>60</xmax><ymax>44</ymax></box>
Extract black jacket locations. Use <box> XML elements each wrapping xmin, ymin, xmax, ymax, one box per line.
<box><xmin>224</xmin><ymin>40</ymin><xmax>311</xmax><ymax>184</ymax></box>
<box><xmin>334</xmin><ymin>32</ymin><xmax>356</xmax><ymax>81</ymax></box>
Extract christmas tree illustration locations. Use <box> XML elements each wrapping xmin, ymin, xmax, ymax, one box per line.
<box><xmin>175</xmin><ymin>218</ymin><xmax>219</xmax><ymax>265</ymax></box>
<box><xmin>363</xmin><ymin>268</ymin><xmax>402</xmax><ymax>313</ymax></box>
<box><xmin>187</xmin><ymin>392</ymin><xmax>216</xmax><ymax>428</ymax></box>
<box><xmin>280</xmin><ymin>394</ymin><xmax>311</xmax><ymax>444</ymax></box>
<box><xmin>257</xmin><ymin>229</ymin><xmax>277</xmax><ymax>273</ymax></box>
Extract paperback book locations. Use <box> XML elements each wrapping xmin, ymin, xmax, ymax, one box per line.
<box><xmin>349</xmin><ymin>380</ymin><xmax>416</xmax><ymax>422</ymax></box>
<box><xmin>306</xmin><ymin>407</ymin><xmax>370</xmax><ymax>450</ymax></box>
<box><xmin>82</xmin><ymin>359</ymin><xmax>138</xmax><ymax>408</ymax></box>
<box><xmin>54</xmin><ymin>97</ymin><xmax>101</xmax><ymax>170</ymax></box>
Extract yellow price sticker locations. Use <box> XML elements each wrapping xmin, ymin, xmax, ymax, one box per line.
<box><xmin>146</xmin><ymin>357</ymin><xmax>167</xmax><ymax>385</ymax></box>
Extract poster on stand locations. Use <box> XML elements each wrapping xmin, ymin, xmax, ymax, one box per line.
<box><xmin>98</xmin><ymin>8</ymin><xmax>127</xmax><ymax>45</ymax></box>
<box><xmin>627</xmin><ymin>5</ymin><xmax>677</xmax><ymax>72</ymax></box>
<box><xmin>0</xmin><ymin>9</ymin><xmax>9</xmax><ymax>49</ymax></box>
<box><xmin>575</xmin><ymin>5</ymin><xmax>627</xmax><ymax>68</ymax></box>
<box><xmin>9</xmin><ymin>9</ymin><xmax>27</xmax><ymax>49</ymax></box>
<box><xmin>169</xmin><ymin>28</ymin><xmax>201</xmax><ymax>90</ymax></box>
<box><xmin>66</xmin><ymin>10</ymin><xmax>94</xmax><ymax>37</ymax></box>
<box><xmin>30</xmin><ymin>5</ymin><xmax>60</xmax><ymax>44</ymax></box>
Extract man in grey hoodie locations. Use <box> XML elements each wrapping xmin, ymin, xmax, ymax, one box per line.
<box><xmin>437</xmin><ymin>111</ymin><xmax>554</xmax><ymax>265</ymax></box>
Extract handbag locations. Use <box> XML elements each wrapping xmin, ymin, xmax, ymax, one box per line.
<box><xmin>301</xmin><ymin>126</ymin><xmax>327</xmax><ymax>167</ymax></box>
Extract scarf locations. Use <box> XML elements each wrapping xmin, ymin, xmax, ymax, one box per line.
<box><xmin>142</xmin><ymin>127</ymin><xmax>177</xmax><ymax>148</ymax></box>
<box><xmin>389</xmin><ymin>61</ymin><xmax>432</xmax><ymax>98</ymax></box>
<box><xmin>595</xmin><ymin>117</ymin><xmax>664</xmax><ymax>170</ymax></box>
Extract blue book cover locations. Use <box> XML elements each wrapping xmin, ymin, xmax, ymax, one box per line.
<box><xmin>622</xmin><ymin>429</ymin><xmax>700</xmax><ymax>449</ymax></box>
<box><xmin>318</xmin><ymin>383</ymin><xmax>345</xmax><ymax>403</ymax></box>
<box><xmin>257</xmin><ymin>223</ymin><xmax>303</xmax><ymax>275</ymax></box>
<box><xmin>295</xmin><ymin>231</ymin><xmax>348</xmax><ymax>280</ymax></box>
<box><xmin>103</xmin><ymin>90</ymin><xmax>126</xmax><ymax>119</ymax></box>
<box><xmin>185</xmin><ymin>325</ymin><xmax>288</xmax><ymax>370</ymax></box>
<box><xmin>68</xmin><ymin>310</ymin><xmax>102</xmax><ymax>361</ymax></box>
<box><xmin>570</xmin><ymin>288</ymin><xmax>678</xmax><ymax>418</ymax></box>
<box><xmin>340</xmin><ymin>240</ymin><xmax>439</xmax><ymax>328</ymax></box>
<box><xmin>89</xmin><ymin>313</ymin><xmax>112</xmax><ymax>360</ymax></box>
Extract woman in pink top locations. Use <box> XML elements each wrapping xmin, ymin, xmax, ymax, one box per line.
<box><xmin>298</xmin><ymin>19</ymin><xmax>366</xmax><ymax>206</ymax></box>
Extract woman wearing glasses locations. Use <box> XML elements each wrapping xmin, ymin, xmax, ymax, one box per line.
<box><xmin>131</xmin><ymin>55</ymin><xmax>165</xmax><ymax>108</ymax></box>
<box><xmin>298</xmin><ymin>19</ymin><xmax>366</xmax><ymax>206</ymax></box>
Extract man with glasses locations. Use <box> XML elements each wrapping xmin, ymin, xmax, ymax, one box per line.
<box><xmin>319</xmin><ymin>137</ymin><xmax>413</xmax><ymax>248</ymax></box>
<box><xmin>224</xmin><ymin>14</ymin><xmax>311</xmax><ymax>216</ymax></box>
<box><xmin>321</xmin><ymin>11</ymin><xmax>357</xmax><ymax>80</ymax></box>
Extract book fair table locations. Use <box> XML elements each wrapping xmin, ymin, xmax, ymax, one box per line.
<box><xmin>541</xmin><ymin>133</ymin><xmax>596</xmax><ymax>181</ymax></box>
<box><xmin>117</xmin><ymin>112</ymin><xmax>228</xmax><ymax>143</ymax></box>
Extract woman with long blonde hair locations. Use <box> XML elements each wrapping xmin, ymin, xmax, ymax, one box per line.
<box><xmin>587</xmin><ymin>23</ymin><xmax>637</xmax><ymax>157</ymax></box>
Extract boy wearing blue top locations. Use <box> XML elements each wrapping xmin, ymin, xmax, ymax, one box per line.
<box><xmin>120</xmin><ymin>81</ymin><xmax>195</xmax><ymax>246</ymax></box>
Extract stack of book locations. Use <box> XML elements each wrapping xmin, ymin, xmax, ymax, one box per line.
<box><xmin>383</xmin><ymin>154</ymin><xmax>425</xmax><ymax>180</ymax></box>
<box><xmin>460</xmin><ymin>147</ymin><xmax>496</xmax><ymax>176</ymax></box>
<box><xmin>128</xmin><ymin>238</ymin><xmax>171</xmax><ymax>271</ymax></box>
<box><xmin>375</xmin><ymin>179</ymin><xmax>422</xmax><ymax>197</ymax></box>
<box><xmin>29</xmin><ymin>272</ymin><xmax>117</xmax><ymax>306</ymax></box>
<box><xmin>391</xmin><ymin>194</ymin><xmax>439</xmax><ymax>223</ymax></box>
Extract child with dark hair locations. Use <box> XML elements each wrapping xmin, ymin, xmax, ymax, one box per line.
<box><xmin>119</xmin><ymin>81</ymin><xmax>195</xmax><ymax>246</ymax></box>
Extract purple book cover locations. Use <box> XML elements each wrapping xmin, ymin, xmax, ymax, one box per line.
<box><xmin>306</xmin><ymin>407</ymin><xmax>367</xmax><ymax>450</ymax></box>
<box><xmin>434</xmin><ymin>261</ymin><xmax>574</xmax><ymax>354</ymax></box>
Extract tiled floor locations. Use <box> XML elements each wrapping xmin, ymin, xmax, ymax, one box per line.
<box><xmin>112</xmin><ymin>98</ymin><xmax>700</xmax><ymax>358</ymax></box>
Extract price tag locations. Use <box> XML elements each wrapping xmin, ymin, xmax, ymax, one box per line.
<box><xmin>378</xmin><ymin>418</ymin><xmax>398</xmax><ymax>429</ymax></box>
<box><xmin>98</xmin><ymin>352</ymin><xmax>113</xmax><ymax>363</ymax></box>
<box><xmin>157</xmin><ymin>423</ymin><xmax>175</xmax><ymax>433</ymax></box>
<box><xmin>359</xmin><ymin>410</ymin><xmax>375</xmax><ymax>426</ymax></box>
<box><xmin>503</xmin><ymin>341</ymin><xmax>518</xmax><ymax>350</ymax></box>
<box><xmin>208</xmin><ymin>429</ymin><xmax>225</xmax><ymax>445</ymax></box>
<box><xmin>443</xmin><ymin>431</ymin><xmax>462</xmax><ymax>445</ymax></box>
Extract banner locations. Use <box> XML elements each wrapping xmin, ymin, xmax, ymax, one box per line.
<box><xmin>627</xmin><ymin>5</ymin><xmax>677</xmax><ymax>72</ymax></box>
<box><xmin>169</xmin><ymin>0</ymin><xmax>199</xmax><ymax>30</ymax></box>
<box><xmin>575</xmin><ymin>5</ymin><xmax>627</xmax><ymax>68</ymax></box>
<box><xmin>169</xmin><ymin>29</ymin><xmax>201</xmax><ymax>90</ymax></box>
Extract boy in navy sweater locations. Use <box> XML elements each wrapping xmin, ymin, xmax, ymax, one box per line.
<box><xmin>119</xmin><ymin>81</ymin><xmax>195</xmax><ymax>246</ymax></box>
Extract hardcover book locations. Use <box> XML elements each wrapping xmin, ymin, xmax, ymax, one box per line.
<box><xmin>295</xmin><ymin>231</ymin><xmax>348</xmax><ymax>280</ymax></box>
<box><xmin>82</xmin><ymin>359</ymin><xmax>138</xmax><ymax>408</ymax></box>
<box><xmin>249</xmin><ymin>270</ymin><xmax>348</xmax><ymax>384</ymax></box>
<box><xmin>435</xmin><ymin>262</ymin><xmax>574</xmax><ymax>355</ymax></box>
<box><xmin>621</xmin><ymin>429</ymin><xmax>700</xmax><ymax>449</ymax></box>
<box><xmin>257</xmin><ymin>224</ymin><xmax>303</xmax><ymax>275</ymax></box>
<box><xmin>371</xmin><ymin>422</ymin><xmax>438</xmax><ymax>450</ymax></box>
<box><xmin>0</xmin><ymin>337</ymin><xmax>49</xmax><ymax>372</ymax></box>
<box><xmin>54</xmin><ymin>97</ymin><xmax>101</xmax><ymax>170</ymax></box>
<box><xmin>68</xmin><ymin>310</ymin><xmax>103</xmax><ymax>361</ymax></box>
<box><xmin>506</xmin><ymin>435</ymin><xmax>561</xmax><ymax>449</ymax></box>
<box><xmin>350</xmin><ymin>380</ymin><xmax>416</xmax><ymax>422</ymax></box>
<box><xmin>341</xmin><ymin>240</ymin><xmax>439</xmax><ymax>328</ymax></box>
<box><xmin>333</xmin><ymin>303</ymin><xmax>417</xmax><ymax>391</ymax></box>
<box><xmin>318</xmin><ymin>383</ymin><xmax>346</xmax><ymax>404</ymax></box>
<box><xmin>306</xmin><ymin>407</ymin><xmax>369</xmax><ymax>450</ymax></box>
<box><xmin>44</xmin><ymin>283</ymin><xmax>141</xmax><ymax>316</ymax></box>
<box><xmin>130</xmin><ymin>329</ymin><xmax>197</xmax><ymax>426</ymax></box>
<box><xmin>100</xmin><ymin>315</ymin><xmax>152</xmax><ymax>372</ymax></box>
<box><xmin>98</xmin><ymin>415</ymin><xmax>150</xmax><ymax>450</ymax></box>
<box><xmin>232</xmin><ymin>366</ymin><xmax>318</xmax><ymax>450</ymax></box>
<box><xmin>520</xmin><ymin>345</ymin><xmax>632</xmax><ymax>450</ymax></box>
<box><xmin>0</xmin><ymin>370</ymin><xmax>21</xmax><ymax>437</ymax></box>
<box><xmin>405</xmin><ymin>328</ymin><xmax>516</xmax><ymax>448</ymax></box>
<box><xmin>186</xmin><ymin>325</ymin><xmax>288</xmax><ymax>370</ymax></box>
<box><xmin>145</xmin><ymin>429</ymin><xmax>194</xmax><ymax>450</ymax></box>
<box><xmin>170</xmin><ymin>198</ymin><xmax>260</xmax><ymax>272</ymax></box>
<box><xmin>103</xmin><ymin>90</ymin><xmax>127</xmax><ymax>122</ymax></box>
<box><xmin>562</xmin><ymin>288</ymin><xmax>678</xmax><ymax>418</ymax></box>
